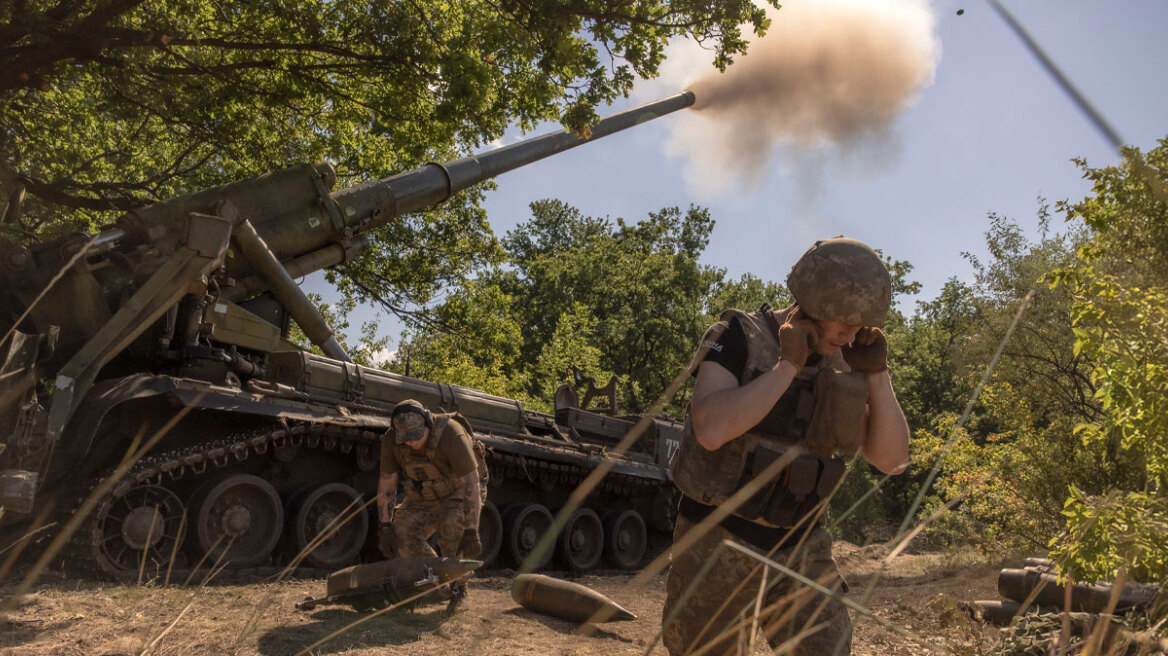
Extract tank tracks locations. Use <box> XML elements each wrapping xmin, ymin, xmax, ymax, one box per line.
<box><xmin>66</xmin><ymin>421</ymin><xmax>668</xmax><ymax>580</ymax></box>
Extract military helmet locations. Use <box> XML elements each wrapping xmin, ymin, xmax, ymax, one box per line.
<box><xmin>786</xmin><ymin>237</ymin><xmax>891</xmax><ymax>327</ymax></box>
<box><xmin>392</xmin><ymin>399</ymin><xmax>432</xmax><ymax>444</ymax></box>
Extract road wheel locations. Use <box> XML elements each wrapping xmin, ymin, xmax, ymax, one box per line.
<box><xmin>288</xmin><ymin>483</ymin><xmax>367</xmax><ymax>569</ymax></box>
<box><xmin>191</xmin><ymin>474</ymin><xmax>283</xmax><ymax>568</ymax></box>
<box><xmin>93</xmin><ymin>485</ymin><xmax>186</xmax><ymax>577</ymax></box>
<box><xmin>501</xmin><ymin>503</ymin><xmax>553</xmax><ymax>571</ymax></box>
<box><xmin>477</xmin><ymin>500</ymin><xmax>503</xmax><ymax>566</ymax></box>
<box><xmin>603</xmin><ymin>509</ymin><xmax>647</xmax><ymax>570</ymax></box>
<box><xmin>556</xmin><ymin>507</ymin><xmax>603</xmax><ymax>572</ymax></box>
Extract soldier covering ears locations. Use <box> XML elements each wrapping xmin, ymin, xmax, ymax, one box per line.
<box><xmin>663</xmin><ymin>237</ymin><xmax>911</xmax><ymax>656</ymax></box>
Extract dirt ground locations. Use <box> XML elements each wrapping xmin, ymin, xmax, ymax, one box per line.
<box><xmin>1</xmin><ymin>542</ymin><xmax>1004</xmax><ymax>656</ymax></box>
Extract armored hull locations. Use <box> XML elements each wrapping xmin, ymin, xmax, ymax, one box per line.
<box><xmin>36</xmin><ymin>356</ymin><xmax>679</xmax><ymax>579</ymax></box>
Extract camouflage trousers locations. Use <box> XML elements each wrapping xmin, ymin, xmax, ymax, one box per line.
<box><xmin>662</xmin><ymin>515</ymin><xmax>852</xmax><ymax>656</ymax></box>
<box><xmin>391</xmin><ymin>494</ymin><xmax>468</xmax><ymax>559</ymax></box>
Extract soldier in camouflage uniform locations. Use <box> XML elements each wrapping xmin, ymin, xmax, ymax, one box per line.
<box><xmin>377</xmin><ymin>399</ymin><xmax>484</xmax><ymax>604</ymax></box>
<box><xmin>663</xmin><ymin>237</ymin><xmax>911</xmax><ymax>655</ymax></box>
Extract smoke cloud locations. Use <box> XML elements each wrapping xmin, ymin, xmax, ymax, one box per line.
<box><xmin>660</xmin><ymin>0</ymin><xmax>939</xmax><ymax>198</ymax></box>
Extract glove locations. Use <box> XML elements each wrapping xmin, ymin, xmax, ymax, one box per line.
<box><xmin>378</xmin><ymin>522</ymin><xmax>399</xmax><ymax>558</ymax></box>
<box><xmin>778</xmin><ymin>306</ymin><xmax>821</xmax><ymax>373</ymax></box>
<box><xmin>842</xmin><ymin>326</ymin><xmax>888</xmax><ymax>373</ymax></box>
<box><xmin>458</xmin><ymin>528</ymin><xmax>482</xmax><ymax>559</ymax></box>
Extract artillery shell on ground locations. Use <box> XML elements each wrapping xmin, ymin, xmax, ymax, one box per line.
<box><xmin>296</xmin><ymin>556</ymin><xmax>482</xmax><ymax>612</ymax></box>
<box><xmin>510</xmin><ymin>573</ymin><xmax>636</xmax><ymax>623</ymax></box>
<box><xmin>1021</xmin><ymin>557</ymin><xmax>1056</xmax><ymax>572</ymax></box>
<box><xmin>998</xmin><ymin>568</ymin><xmax>1159</xmax><ymax>614</ymax></box>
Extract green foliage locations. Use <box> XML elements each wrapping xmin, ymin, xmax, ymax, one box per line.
<box><xmin>707</xmin><ymin>273</ymin><xmax>791</xmax><ymax>315</ymax></box>
<box><xmin>912</xmin><ymin>390</ymin><xmax>1098</xmax><ymax>554</ymax></box>
<box><xmin>390</xmin><ymin>279</ymin><xmax>533</xmax><ymax>404</ymax></box>
<box><xmin>959</xmin><ymin>209</ymin><xmax>1094</xmax><ymax>425</ymax></box>
<box><xmin>889</xmin><ymin>278</ymin><xmax>977</xmax><ymax>434</ymax></box>
<box><xmin>2</xmin><ymin>0</ymin><xmax>777</xmax><ymax>213</ymax></box>
<box><xmin>911</xmin><ymin>139</ymin><xmax>1168</xmax><ymax>584</ymax></box>
<box><xmin>1058</xmin><ymin>489</ymin><xmax>1168</xmax><ymax>582</ymax></box>
<box><xmin>528</xmin><ymin>304</ymin><xmax>615</xmax><ymax>413</ymax></box>
<box><xmin>899</xmin><ymin>206</ymin><xmax>1113</xmax><ymax>555</ymax></box>
<box><xmin>829</xmin><ymin>463</ymin><xmax>894</xmax><ymax>545</ymax></box>
<box><xmin>1046</xmin><ymin>140</ymin><xmax>1168</xmax><ymax>583</ymax></box>
<box><xmin>396</xmin><ymin>199</ymin><xmax>752</xmax><ymax>415</ymax></box>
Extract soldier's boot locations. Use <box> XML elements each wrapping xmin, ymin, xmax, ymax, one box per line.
<box><xmin>445</xmin><ymin>580</ymin><xmax>468</xmax><ymax>614</ymax></box>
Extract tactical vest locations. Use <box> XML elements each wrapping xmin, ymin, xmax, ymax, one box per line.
<box><xmin>393</xmin><ymin>413</ymin><xmax>488</xmax><ymax>503</ymax></box>
<box><xmin>670</xmin><ymin>305</ymin><xmax>870</xmax><ymax>527</ymax></box>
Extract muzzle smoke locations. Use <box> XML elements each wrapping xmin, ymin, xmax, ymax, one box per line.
<box><xmin>662</xmin><ymin>0</ymin><xmax>939</xmax><ymax>197</ymax></box>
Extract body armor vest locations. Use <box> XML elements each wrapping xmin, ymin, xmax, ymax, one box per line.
<box><xmin>392</xmin><ymin>413</ymin><xmax>489</xmax><ymax>503</ymax></box>
<box><xmin>671</xmin><ymin>306</ymin><xmax>870</xmax><ymax>527</ymax></box>
<box><xmin>394</xmin><ymin>415</ymin><xmax>457</xmax><ymax>501</ymax></box>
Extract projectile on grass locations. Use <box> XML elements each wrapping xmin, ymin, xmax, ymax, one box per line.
<box><xmin>510</xmin><ymin>573</ymin><xmax>636</xmax><ymax>623</ymax></box>
<box><xmin>296</xmin><ymin>556</ymin><xmax>482</xmax><ymax>612</ymax></box>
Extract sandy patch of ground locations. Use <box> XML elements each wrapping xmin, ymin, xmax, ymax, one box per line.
<box><xmin>2</xmin><ymin>544</ymin><xmax>1003</xmax><ymax>656</ymax></box>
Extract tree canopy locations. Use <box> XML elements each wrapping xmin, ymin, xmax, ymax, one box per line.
<box><xmin>392</xmin><ymin>199</ymin><xmax>776</xmax><ymax>416</ymax></box>
<box><xmin>903</xmin><ymin>140</ymin><xmax>1168</xmax><ymax>583</ymax></box>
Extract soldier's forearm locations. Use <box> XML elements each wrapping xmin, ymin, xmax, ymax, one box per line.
<box><xmin>861</xmin><ymin>371</ymin><xmax>910</xmax><ymax>474</ymax></box>
<box><xmin>691</xmin><ymin>360</ymin><xmax>798</xmax><ymax>449</ymax></box>
<box><xmin>461</xmin><ymin>473</ymin><xmax>481</xmax><ymax>530</ymax></box>
<box><xmin>377</xmin><ymin>472</ymin><xmax>398</xmax><ymax>523</ymax></box>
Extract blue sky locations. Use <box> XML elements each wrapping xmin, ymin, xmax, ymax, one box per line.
<box><xmin>312</xmin><ymin>0</ymin><xmax>1168</xmax><ymax>352</ymax></box>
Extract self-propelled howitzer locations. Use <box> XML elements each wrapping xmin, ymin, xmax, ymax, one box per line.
<box><xmin>0</xmin><ymin>93</ymin><xmax>691</xmax><ymax>577</ymax></box>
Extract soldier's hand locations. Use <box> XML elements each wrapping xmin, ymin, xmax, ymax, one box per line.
<box><xmin>378</xmin><ymin>522</ymin><xmax>399</xmax><ymax>558</ymax></box>
<box><xmin>842</xmin><ymin>327</ymin><xmax>888</xmax><ymax>373</ymax></box>
<box><xmin>458</xmin><ymin>528</ymin><xmax>482</xmax><ymax>559</ymax></box>
<box><xmin>778</xmin><ymin>306</ymin><xmax>821</xmax><ymax>373</ymax></box>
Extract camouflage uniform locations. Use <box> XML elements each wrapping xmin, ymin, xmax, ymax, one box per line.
<box><xmin>382</xmin><ymin>413</ymin><xmax>480</xmax><ymax>559</ymax></box>
<box><xmin>662</xmin><ymin>515</ymin><xmax>850</xmax><ymax>656</ymax></box>
<box><xmin>393</xmin><ymin>494</ymin><xmax>469</xmax><ymax>558</ymax></box>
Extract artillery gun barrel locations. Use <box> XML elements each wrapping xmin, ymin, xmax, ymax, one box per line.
<box><xmin>344</xmin><ymin>90</ymin><xmax>696</xmax><ymax>221</ymax></box>
<box><xmin>224</xmin><ymin>91</ymin><xmax>695</xmax><ymax>300</ymax></box>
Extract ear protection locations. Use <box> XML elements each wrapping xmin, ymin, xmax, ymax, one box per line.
<box><xmin>392</xmin><ymin>401</ymin><xmax>433</xmax><ymax>427</ymax></box>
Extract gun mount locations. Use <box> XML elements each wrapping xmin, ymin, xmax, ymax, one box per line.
<box><xmin>0</xmin><ymin>93</ymin><xmax>692</xmax><ymax>578</ymax></box>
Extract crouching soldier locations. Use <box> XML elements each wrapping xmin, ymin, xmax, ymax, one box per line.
<box><xmin>377</xmin><ymin>399</ymin><xmax>485</xmax><ymax>606</ymax></box>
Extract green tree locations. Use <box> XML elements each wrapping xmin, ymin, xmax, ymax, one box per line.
<box><xmin>393</xmin><ymin>278</ymin><xmax>532</xmax><ymax>403</ymax></box>
<box><xmin>1</xmin><ymin>0</ymin><xmax>777</xmax><ymax>315</ymax></box>
<box><xmin>500</xmin><ymin>200</ymin><xmax>728</xmax><ymax>413</ymax></box>
<box><xmin>911</xmin><ymin>144</ymin><xmax>1168</xmax><ymax>577</ymax></box>
<box><xmin>529</xmin><ymin>304</ymin><xmax>614</xmax><ymax>412</ymax></box>
<box><xmin>396</xmin><ymin>199</ymin><xmax>761</xmax><ymax>416</ymax></box>
<box><xmin>889</xmin><ymin>278</ymin><xmax>978</xmax><ymax>434</ymax></box>
<box><xmin>960</xmin><ymin>210</ymin><xmax>1096</xmax><ymax>424</ymax></box>
<box><xmin>1049</xmin><ymin>141</ymin><xmax>1168</xmax><ymax>582</ymax></box>
<box><xmin>908</xmin><ymin>212</ymin><xmax>1107</xmax><ymax>553</ymax></box>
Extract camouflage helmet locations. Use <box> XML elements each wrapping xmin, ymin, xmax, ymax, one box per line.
<box><xmin>391</xmin><ymin>399</ymin><xmax>432</xmax><ymax>444</ymax></box>
<box><xmin>786</xmin><ymin>237</ymin><xmax>891</xmax><ymax>327</ymax></box>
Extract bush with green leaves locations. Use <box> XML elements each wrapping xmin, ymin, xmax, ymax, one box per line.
<box><xmin>1046</xmin><ymin>141</ymin><xmax>1168</xmax><ymax>584</ymax></box>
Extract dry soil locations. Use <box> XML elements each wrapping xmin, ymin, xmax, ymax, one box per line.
<box><xmin>1</xmin><ymin>542</ymin><xmax>1003</xmax><ymax>656</ymax></box>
